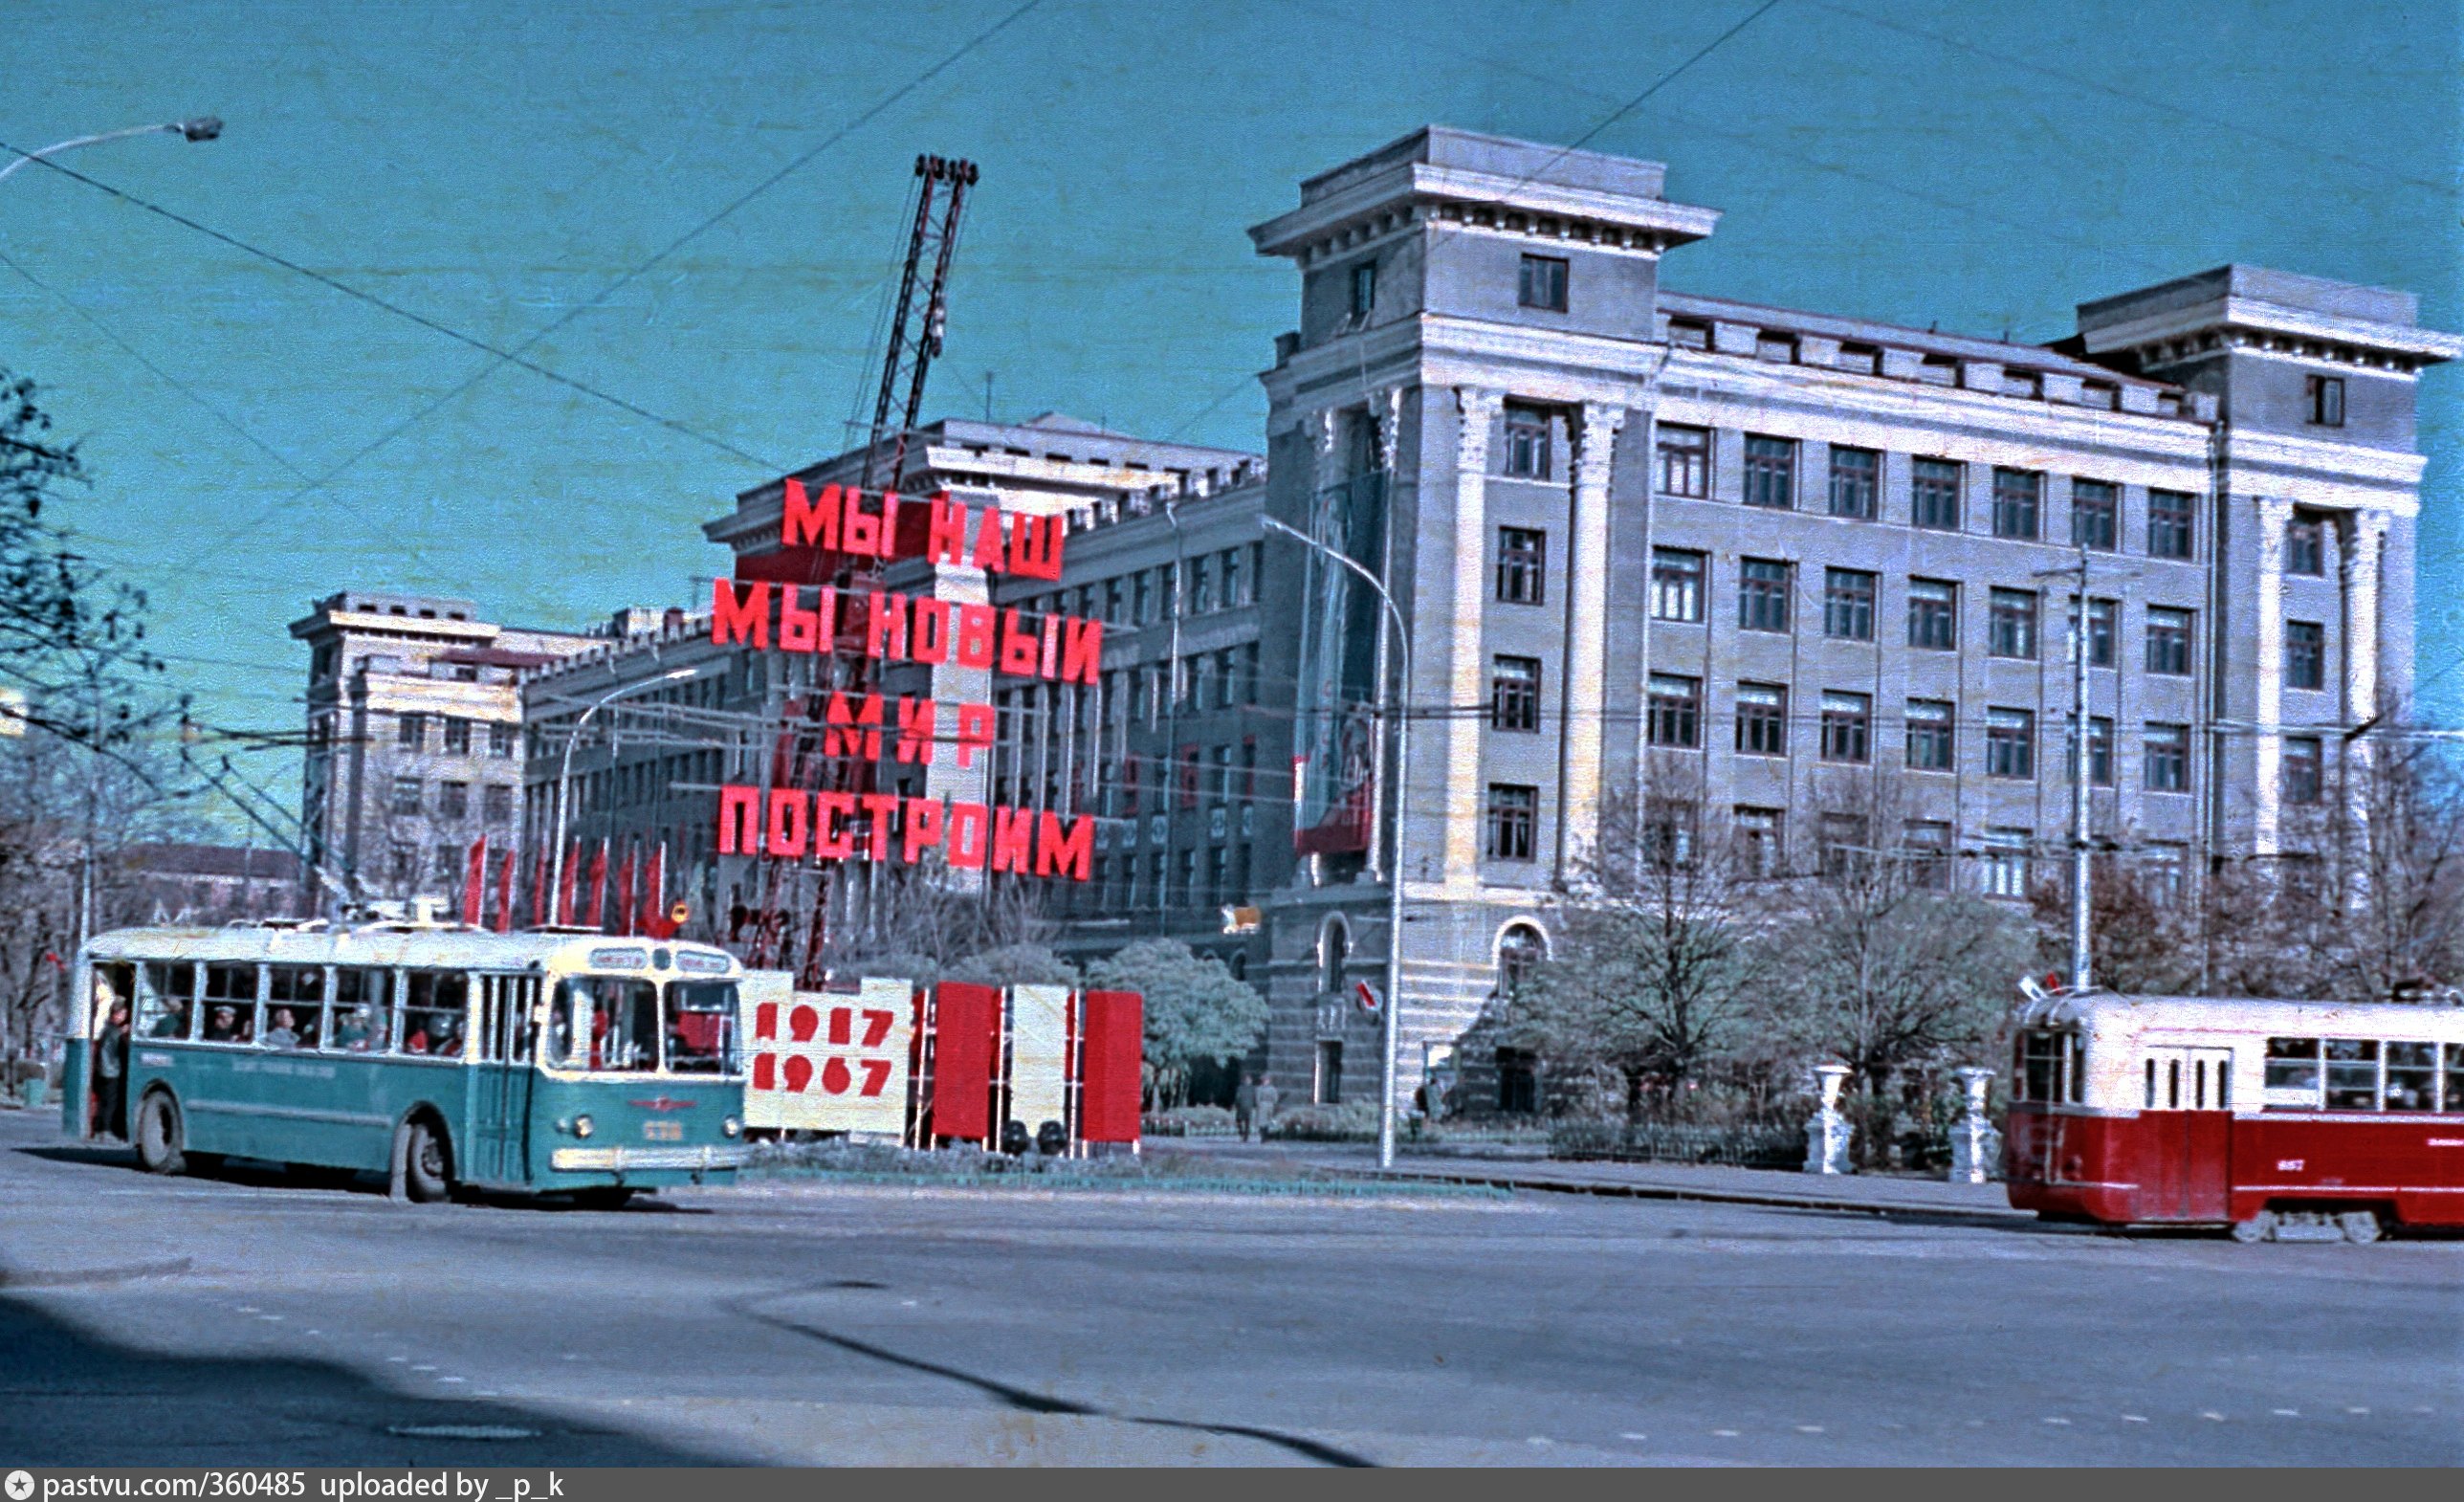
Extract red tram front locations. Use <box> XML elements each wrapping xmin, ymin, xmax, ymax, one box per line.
<box><xmin>2003</xmin><ymin>989</ymin><xmax>2464</xmax><ymax>1241</ymax></box>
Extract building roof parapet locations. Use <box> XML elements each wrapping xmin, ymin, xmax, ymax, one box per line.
<box><xmin>2076</xmin><ymin>264</ymin><xmax>2463</xmax><ymax>371</ymax></box>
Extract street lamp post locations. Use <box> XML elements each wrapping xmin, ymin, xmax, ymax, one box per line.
<box><xmin>1262</xmin><ymin>514</ymin><xmax>1411</xmax><ymax>1169</ymax></box>
<box><xmin>0</xmin><ymin>118</ymin><xmax>222</xmax><ymax>188</ymax></box>
<box><xmin>549</xmin><ymin>668</ymin><xmax>697</xmax><ymax>922</ymax></box>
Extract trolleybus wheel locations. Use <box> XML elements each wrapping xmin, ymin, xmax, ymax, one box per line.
<box><xmin>402</xmin><ymin>1117</ymin><xmax>453</xmax><ymax>1204</ymax></box>
<box><xmin>2230</xmin><ymin>1211</ymin><xmax>2277</xmax><ymax>1245</ymax></box>
<box><xmin>2337</xmin><ymin>1209</ymin><xmax>2384</xmax><ymax>1245</ymax></box>
<box><xmin>135</xmin><ymin>1091</ymin><xmax>187</xmax><ymax>1177</ymax></box>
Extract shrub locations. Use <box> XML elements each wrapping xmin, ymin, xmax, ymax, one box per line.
<box><xmin>1262</xmin><ymin>1101</ymin><xmax>1380</xmax><ymax>1141</ymax></box>
<box><xmin>1141</xmin><ymin>1104</ymin><xmax>1236</xmax><ymax>1137</ymax></box>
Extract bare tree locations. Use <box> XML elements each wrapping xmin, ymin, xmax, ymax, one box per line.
<box><xmin>1766</xmin><ymin>769</ymin><xmax>2033</xmax><ymax>1100</ymax></box>
<box><xmin>1507</xmin><ymin>770</ymin><xmax>1778</xmax><ymax>1123</ymax></box>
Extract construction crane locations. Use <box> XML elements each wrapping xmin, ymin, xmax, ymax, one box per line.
<box><xmin>745</xmin><ymin>153</ymin><xmax>979</xmax><ymax>983</ymax></box>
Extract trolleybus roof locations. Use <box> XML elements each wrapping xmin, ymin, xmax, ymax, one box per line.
<box><xmin>79</xmin><ymin>922</ymin><xmax>739</xmax><ymax>976</ymax></box>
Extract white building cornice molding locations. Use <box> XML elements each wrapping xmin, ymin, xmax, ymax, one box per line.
<box><xmin>2079</xmin><ymin>295</ymin><xmax>2464</xmax><ymax>371</ymax></box>
<box><xmin>1250</xmin><ymin>162</ymin><xmax>1720</xmax><ymax>263</ymax></box>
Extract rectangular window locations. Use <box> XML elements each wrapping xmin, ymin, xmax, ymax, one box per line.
<box><xmin>1986</xmin><ymin>708</ymin><xmax>2035</xmax><ymax>779</ymax></box>
<box><xmin>2066</xmin><ymin>596</ymin><xmax>2116</xmax><ymax>669</ymax></box>
<box><xmin>2148</xmin><ymin>488</ymin><xmax>2195</xmax><ymax>560</ymax></box>
<box><xmin>1486</xmin><ymin>784</ymin><xmax>1537</xmax><ymax>861</ymax></box>
<box><xmin>441</xmin><ymin>717</ymin><xmax>472</xmax><ymax>755</ymax></box>
<box><xmin>2145</xmin><ymin>607</ymin><xmax>2194</xmax><ymax>675</ymax></box>
<box><xmin>1743</xmin><ymin>435</ymin><xmax>1795</xmax><ymax>509</ymax></box>
<box><xmin>1221</xmin><ymin>546</ymin><xmax>1245</xmax><ymax>607</ymax></box>
<box><xmin>2284</xmin><ymin>735</ymin><xmax>2323</xmax><ymax>806</ymax></box>
<box><xmin>1735</xmin><ymin>682</ymin><xmax>1788</xmax><ymax>757</ymax></box>
<box><xmin>1907</xmin><ymin>578</ymin><xmax>1958</xmax><ymax>651</ymax></box>
<box><xmin>1818</xmin><ymin>691</ymin><xmax>1871</xmax><ymax>763</ymax></box>
<box><xmin>1911</xmin><ymin>457</ymin><xmax>1962</xmax><ymax>530</ymax></box>
<box><xmin>1733</xmin><ymin>806</ymin><xmax>1784</xmax><ymax>879</ymax></box>
<box><xmin>1190</xmin><ymin>555</ymin><xmax>1215</xmax><ymax>614</ymax></box>
<box><xmin>1647</xmin><ymin>674</ymin><xmax>1702</xmax><ymax>749</ymax></box>
<box><xmin>2071</xmin><ymin>479</ymin><xmax>2119</xmax><ymax>551</ymax></box>
<box><xmin>1490</xmin><ymin>655</ymin><xmax>1542</xmax><ymax>733</ymax></box>
<box><xmin>489</xmin><ymin>722</ymin><xmax>517</xmax><ymax>758</ymax></box>
<box><xmin>437</xmin><ymin>781</ymin><xmax>470</xmax><ymax>821</ymax></box>
<box><xmin>2286</xmin><ymin>620</ymin><xmax>2326</xmax><ymax>691</ymax></box>
<box><xmin>1905</xmin><ymin>698</ymin><xmax>1955</xmax><ymax>772</ymax></box>
<box><xmin>1823</xmin><ymin>567</ymin><xmax>1877</xmax><ymax>641</ymax></box>
<box><xmin>1984</xmin><ymin>828</ymin><xmax>2032</xmax><ymax>900</ymax></box>
<box><xmin>1504</xmin><ymin>405</ymin><xmax>1551</xmax><ymax>479</ymax></box>
<box><xmin>2264</xmin><ymin>1037</ymin><xmax>2321</xmax><ymax>1107</ymax></box>
<box><xmin>397</xmin><ymin>713</ymin><xmax>426</xmax><ymax>751</ymax></box>
<box><xmin>1349</xmin><ymin>259</ymin><xmax>1376</xmax><ymax>319</ymax></box>
<box><xmin>1738</xmin><ymin>558</ymin><xmax>1792</xmax><ymax>633</ymax></box>
<box><xmin>1904</xmin><ymin>820</ymin><xmax>1953</xmax><ymax>891</ymax></box>
<box><xmin>2324</xmin><ymin>1039</ymin><xmax>2378</xmax><ymax>1111</ymax></box>
<box><xmin>1992</xmin><ymin>468</ymin><xmax>2041</xmax><ymax>540</ymax></box>
<box><xmin>1650</xmin><ymin>547</ymin><xmax>1705</xmax><ymax>623</ymax></box>
<box><xmin>1517</xmin><ymin>254</ymin><xmax>1569</xmax><ymax>312</ymax></box>
<box><xmin>1987</xmin><ymin>588</ymin><xmax>2037</xmax><ymax>659</ymax></box>
<box><xmin>483</xmin><ymin>784</ymin><xmax>514</xmax><ymax>824</ymax></box>
<box><xmin>2144</xmin><ymin>722</ymin><xmax>2190</xmax><ymax>793</ymax></box>
<box><xmin>2385</xmin><ymin>1043</ymin><xmax>2437</xmax><ymax>1112</ymax></box>
<box><xmin>2286</xmin><ymin>515</ymin><xmax>2325</xmax><ymax>576</ymax></box>
<box><xmin>1496</xmin><ymin>526</ymin><xmax>1546</xmax><ymax>605</ymax></box>
<box><xmin>1657</xmin><ymin>425</ymin><xmax>1710</xmax><ymax>497</ymax></box>
<box><xmin>1827</xmin><ymin>446</ymin><xmax>1879</xmax><ymax>519</ymax></box>
<box><xmin>1817</xmin><ymin>813</ymin><xmax>1869</xmax><ymax>883</ymax></box>
<box><xmin>389</xmin><ymin>776</ymin><xmax>422</xmax><ymax>816</ymax></box>
<box><xmin>2084</xmin><ymin>715</ymin><xmax>2114</xmax><ymax>786</ymax></box>
<box><xmin>2308</xmin><ymin>374</ymin><xmax>2344</xmax><ymax>428</ymax></box>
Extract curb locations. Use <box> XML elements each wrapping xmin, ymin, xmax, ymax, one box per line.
<box><xmin>0</xmin><ymin>1255</ymin><xmax>194</xmax><ymax>1290</ymax></box>
<box><xmin>1331</xmin><ymin>1165</ymin><xmax>2035</xmax><ymax>1226</ymax></box>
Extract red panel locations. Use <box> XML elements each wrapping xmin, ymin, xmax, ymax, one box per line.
<box><xmin>1078</xmin><ymin>989</ymin><xmax>1143</xmax><ymax>1144</ymax></box>
<box><xmin>930</xmin><ymin>982</ymin><xmax>1000</xmax><ymax>1142</ymax></box>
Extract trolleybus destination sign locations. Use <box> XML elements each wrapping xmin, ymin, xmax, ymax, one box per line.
<box><xmin>709</xmin><ymin>480</ymin><xmax>1104</xmax><ymax>881</ymax></box>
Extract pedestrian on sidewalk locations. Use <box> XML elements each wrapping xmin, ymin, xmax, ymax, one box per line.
<box><xmin>1254</xmin><ymin>1074</ymin><xmax>1280</xmax><ymax>1140</ymax></box>
<box><xmin>1234</xmin><ymin>1072</ymin><xmax>1258</xmax><ymax>1141</ymax></box>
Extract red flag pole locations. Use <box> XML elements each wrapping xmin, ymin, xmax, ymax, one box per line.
<box><xmin>495</xmin><ymin>849</ymin><xmax>517</xmax><ymax>933</ymax></box>
<box><xmin>585</xmin><ymin>840</ymin><xmax>609</xmax><ymax>930</ymax></box>
<box><xmin>558</xmin><ymin>840</ymin><xmax>581</xmax><ymax>926</ymax></box>
<box><xmin>640</xmin><ymin>840</ymin><xmax>668</xmax><ymax>938</ymax></box>
<box><xmin>614</xmin><ymin>841</ymin><xmax>638</xmax><ymax>938</ymax></box>
<box><xmin>531</xmin><ymin>849</ymin><xmax>548</xmax><ymax>928</ymax></box>
<box><xmin>461</xmin><ymin>836</ymin><xmax>487</xmax><ymax>927</ymax></box>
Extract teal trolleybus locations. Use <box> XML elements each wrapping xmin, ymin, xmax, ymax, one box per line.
<box><xmin>61</xmin><ymin>918</ymin><xmax>748</xmax><ymax>1205</ymax></box>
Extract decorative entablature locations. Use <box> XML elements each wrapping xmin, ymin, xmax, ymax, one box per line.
<box><xmin>2077</xmin><ymin>289</ymin><xmax>2464</xmax><ymax>379</ymax></box>
<box><xmin>2120</xmin><ymin>324</ymin><xmax>2444</xmax><ymax>376</ymax></box>
<box><xmin>1249</xmin><ymin>157</ymin><xmax>1721</xmax><ymax>267</ymax></box>
<box><xmin>2216</xmin><ymin>429</ymin><xmax>2429</xmax><ymax>519</ymax></box>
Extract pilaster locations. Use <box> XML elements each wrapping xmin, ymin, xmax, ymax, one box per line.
<box><xmin>1442</xmin><ymin>388</ymin><xmax>1503</xmax><ymax>891</ymax></box>
<box><xmin>2254</xmin><ymin>497</ymin><xmax>2293</xmax><ymax>854</ymax></box>
<box><xmin>1557</xmin><ymin>401</ymin><xmax>1625</xmax><ymax>873</ymax></box>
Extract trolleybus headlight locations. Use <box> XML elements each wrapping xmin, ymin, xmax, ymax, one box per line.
<box><xmin>722</xmin><ymin>1115</ymin><xmax>742</xmax><ymax>1138</ymax></box>
<box><xmin>572</xmin><ymin>1114</ymin><xmax>594</xmax><ymax>1139</ymax></box>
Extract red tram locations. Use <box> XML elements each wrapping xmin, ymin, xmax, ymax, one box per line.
<box><xmin>2003</xmin><ymin>987</ymin><xmax>2464</xmax><ymax>1241</ymax></box>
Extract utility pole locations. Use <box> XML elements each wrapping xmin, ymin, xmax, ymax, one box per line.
<box><xmin>2069</xmin><ymin>547</ymin><xmax>2093</xmax><ymax>990</ymax></box>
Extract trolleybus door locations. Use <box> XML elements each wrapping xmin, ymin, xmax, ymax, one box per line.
<box><xmin>469</xmin><ymin>975</ymin><xmax>538</xmax><ymax>1184</ymax></box>
<box><xmin>2139</xmin><ymin>1045</ymin><xmax>2233</xmax><ymax>1222</ymax></box>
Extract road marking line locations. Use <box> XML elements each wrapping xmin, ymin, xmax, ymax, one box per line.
<box><xmin>2043</xmin><ymin>1417</ymin><xmax>2071</xmax><ymax>1425</ymax></box>
<box><xmin>2122</xmin><ymin>1416</ymin><xmax>2148</xmax><ymax>1424</ymax></box>
<box><xmin>2272</xmin><ymin>1408</ymin><xmax>2299</xmax><ymax>1417</ymax></box>
<box><xmin>2200</xmin><ymin>1412</ymin><xmax>2227</xmax><ymax>1422</ymax></box>
<box><xmin>1794</xmin><ymin>1425</ymin><xmax>1823</xmax><ymax>1434</ymax></box>
<box><xmin>1712</xmin><ymin>1430</ymin><xmax>1740</xmax><ymax>1438</ymax></box>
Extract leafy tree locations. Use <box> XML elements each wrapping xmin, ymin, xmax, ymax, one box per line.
<box><xmin>944</xmin><ymin>941</ymin><xmax>1078</xmax><ymax>988</ymax></box>
<box><xmin>1507</xmin><ymin>777</ymin><xmax>1774</xmax><ymax>1122</ymax></box>
<box><xmin>1084</xmin><ymin>938</ymin><xmax>1266</xmax><ymax>1109</ymax></box>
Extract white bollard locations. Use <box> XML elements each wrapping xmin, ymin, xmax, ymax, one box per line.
<box><xmin>1949</xmin><ymin>1067</ymin><xmax>1999</xmax><ymax>1184</ymax></box>
<box><xmin>1805</xmin><ymin>1063</ymin><xmax>1854</xmax><ymax>1175</ymax></box>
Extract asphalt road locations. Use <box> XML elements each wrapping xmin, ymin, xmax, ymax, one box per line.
<box><xmin>0</xmin><ymin>1109</ymin><xmax>2456</xmax><ymax>1467</ymax></box>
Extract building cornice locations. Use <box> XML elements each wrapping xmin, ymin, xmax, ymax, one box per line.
<box><xmin>2081</xmin><ymin>295</ymin><xmax>2464</xmax><ymax>372</ymax></box>
<box><xmin>1249</xmin><ymin>161</ymin><xmax>1720</xmax><ymax>262</ymax></box>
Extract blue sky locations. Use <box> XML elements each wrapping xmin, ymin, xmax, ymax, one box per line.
<box><xmin>5</xmin><ymin>0</ymin><xmax>2458</xmax><ymax>809</ymax></box>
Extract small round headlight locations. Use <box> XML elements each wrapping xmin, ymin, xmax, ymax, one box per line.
<box><xmin>572</xmin><ymin>1114</ymin><xmax>594</xmax><ymax>1139</ymax></box>
<box><xmin>721</xmin><ymin>1115</ymin><xmax>742</xmax><ymax>1138</ymax></box>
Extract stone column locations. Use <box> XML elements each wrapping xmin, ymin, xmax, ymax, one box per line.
<box><xmin>1367</xmin><ymin>387</ymin><xmax>1406</xmax><ymax>883</ymax></box>
<box><xmin>2343</xmin><ymin>509</ymin><xmax>2388</xmax><ymax>724</ymax></box>
<box><xmin>1556</xmin><ymin>401</ymin><xmax>1624</xmax><ymax>874</ymax></box>
<box><xmin>2253</xmin><ymin>497</ymin><xmax>2293</xmax><ymax>855</ymax></box>
<box><xmin>1441</xmin><ymin>388</ymin><xmax>1502</xmax><ymax>891</ymax></box>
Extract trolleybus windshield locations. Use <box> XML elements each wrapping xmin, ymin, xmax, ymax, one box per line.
<box><xmin>546</xmin><ymin>976</ymin><xmax>739</xmax><ymax>1075</ymax></box>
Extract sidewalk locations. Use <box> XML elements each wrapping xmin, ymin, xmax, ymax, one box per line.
<box><xmin>1155</xmin><ymin>1137</ymin><xmax>2033</xmax><ymax>1226</ymax></box>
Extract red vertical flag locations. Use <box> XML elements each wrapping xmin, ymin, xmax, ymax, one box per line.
<box><xmin>495</xmin><ymin>849</ymin><xmax>517</xmax><ymax>933</ymax></box>
<box><xmin>585</xmin><ymin>840</ymin><xmax>609</xmax><ymax>930</ymax></box>
<box><xmin>612</xmin><ymin>843</ymin><xmax>638</xmax><ymax>937</ymax></box>
<box><xmin>460</xmin><ymin>836</ymin><xmax>487</xmax><ymax>927</ymax></box>
<box><xmin>558</xmin><ymin>840</ymin><xmax>581</xmax><ymax>927</ymax></box>
<box><xmin>637</xmin><ymin>841</ymin><xmax>669</xmax><ymax>938</ymax></box>
<box><xmin>531</xmin><ymin>849</ymin><xmax>548</xmax><ymax>928</ymax></box>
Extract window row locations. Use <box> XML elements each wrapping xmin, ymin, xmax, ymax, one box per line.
<box><xmin>1647</xmin><ymin>551</ymin><xmax>2211</xmax><ymax>670</ymax></box>
<box><xmin>1637</xmin><ymin>679</ymin><xmax>2198</xmax><ymax>790</ymax></box>
<box><xmin>395</xmin><ymin>714</ymin><xmax>520</xmax><ymax>758</ymax></box>
<box><xmin>1652</xmin><ymin>431</ymin><xmax>2201</xmax><ymax>558</ymax></box>
<box><xmin>1058</xmin><ymin>544</ymin><xmax>1265</xmax><ymax>630</ymax></box>
<box><xmin>387</xmin><ymin>777</ymin><xmax>517</xmax><ymax>823</ymax></box>
<box><xmin>1082</xmin><ymin>842</ymin><xmax>1255</xmax><ymax>913</ymax></box>
<box><xmin>2263</xmin><ymin>1038</ymin><xmax>2464</xmax><ymax>1113</ymax></box>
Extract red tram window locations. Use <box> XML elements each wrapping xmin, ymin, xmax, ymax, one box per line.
<box><xmin>2323</xmin><ymin>1039</ymin><xmax>2379</xmax><ymax>1111</ymax></box>
<box><xmin>2385</xmin><ymin>1043</ymin><xmax>2437</xmax><ymax>1112</ymax></box>
<box><xmin>2446</xmin><ymin>1044</ymin><xmax>2464</xmax><ymax>1112</ymax></box>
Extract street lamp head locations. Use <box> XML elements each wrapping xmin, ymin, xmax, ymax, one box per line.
<box><xmin>175</xmin><ymin>117</ymin><xmax>223</xmax><ymax>143</ymax></box>
<box><xmin>658</xmin><ymin>667</ymin><xmax>698</xmax><ymax>683</ymax></box>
